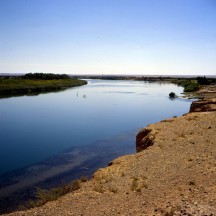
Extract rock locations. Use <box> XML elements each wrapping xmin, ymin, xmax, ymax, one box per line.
<box><xmin>189</xmin><ymin>99</ymin><xmax>216</xmax><ymax>112</ymax></box>
<box><xmin>136</xmin><ymin>128</ymin><xmax>155</xmax><ymax>152</ymax></box>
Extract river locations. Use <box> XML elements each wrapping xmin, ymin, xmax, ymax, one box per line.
<box><xmin>0</xmin><ymin>79</ymin><xmax>192</xmax><ymax>212</ymax></box>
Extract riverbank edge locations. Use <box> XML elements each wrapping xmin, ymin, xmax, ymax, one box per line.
<box><xmin>0</xmin><ymin>78</ymin><xmax>87</xmax><ymax>98</ymax></box>
<box><xmin>4</xmin><ymin>87</ymin><xmax>216</xmax><ymax>215</ymax></box>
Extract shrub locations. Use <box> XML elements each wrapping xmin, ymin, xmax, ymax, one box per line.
<box><xmin>169</xmin><ymin>92</ymin><xmax>176</xmax><ymax>98</ymax></box>
<box><xmin>93</xmin><ymin>184</ymin><xmax>105</xmax><ymax>193</ymax></box>
<box><xmin>196</xmin><ymin>76</ymin><xmax>209</xmax><ymax>85</ymax></box>
<box><xmin>29</xmin><ymin>179</ymin><xmax>82</xmax><ymax>208</ymax></box>
<box><xmin>131</xmin><ymin>178</ymin><xmax>140</xmax><ymax>192</ymax></box>
<box><xmin>184</xmin><ymin>83</ymin><xmax>199</xmax><ymax>92</ymax></box>
<box><xmin>176</xmin><ymin>79</ymin><xmax>200</xmax><ymax>92</ymax></box>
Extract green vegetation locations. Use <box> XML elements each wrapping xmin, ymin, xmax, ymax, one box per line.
<box><xmin>23</xmin><ymin>73</ymin><xmax>70</xmax><ymax>80</ymax></box>
<box><xmin>197</xmin><ymin>76</ymin><xmax>216</xmax><ymax>85</ymax></box>
<box><xmin>184</xmin><ymin>82</ymin><xmax>199</xmax><ymax>92</ymax></box>
<box><xmin>0</xmin><ymin>73</ymin><xmax>87</xmax><ymax>98</ymax></box>
<box><xmin>174</xmin><ymin>76</ymin><xmax>216</xmax><ymax>93</ymax></box>
<box><xmin>176</xmin><ymin>79</ymin><xmax>199</xmax><ymax>92</ymax></box>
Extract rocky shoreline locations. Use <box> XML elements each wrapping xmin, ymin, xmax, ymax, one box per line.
<box><xmin>4</xmin><ymin>87</ymin><xmax>216</xmax><ymax>216</ymax></box>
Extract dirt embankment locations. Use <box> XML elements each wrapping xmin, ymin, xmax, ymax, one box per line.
<box><xmin>4</xmin><ymin>89</ymin><xmax>216</xmax><ymax>215</ymax></box>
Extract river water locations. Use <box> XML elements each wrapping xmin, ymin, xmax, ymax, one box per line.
<box><xmin>0</xmin><ymin>79</ymin><xmax>193</xmax><ymax>212</ymax></box>
<box><xmin>0</xmin><ymin>79</ymin><xmax>191</xmax><ymax>176</ymax></box>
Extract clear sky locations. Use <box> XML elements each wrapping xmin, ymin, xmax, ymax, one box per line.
<box><xmin>0</xmin><ymin>0</ymin><xmax>215</xmax><ymax>75</ymax></box>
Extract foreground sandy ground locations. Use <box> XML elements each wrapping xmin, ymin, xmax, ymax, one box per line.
<box><xmin>4</xmin><ymin>87</ymin><xmax>216</xmax><ymax>216</ymax></box>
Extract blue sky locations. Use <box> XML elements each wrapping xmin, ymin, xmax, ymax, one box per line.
<box><xmin>0</xmin><ymin>0</ymin><xmax>215</xmax><ymax>75</ymax></box>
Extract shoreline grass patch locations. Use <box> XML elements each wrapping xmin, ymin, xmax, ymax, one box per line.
<box><xmin>28</xmin><ymin>177</ymin><xmax>88</xmax><ymax>208</ymax></box>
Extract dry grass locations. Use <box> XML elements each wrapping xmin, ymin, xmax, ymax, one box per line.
<box><xmin>28</xmin><ymin>177</ymin><xmax>88</xmax><ymax>208</ymax></box>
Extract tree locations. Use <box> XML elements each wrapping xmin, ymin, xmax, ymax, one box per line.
<box><xmin>196</xmin><ymin>76</ymin><xmax>209</xmax><ymax>85</ymax></box>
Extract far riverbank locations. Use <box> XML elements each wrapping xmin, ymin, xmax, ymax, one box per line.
<box><xmin>0</xmin><ymin>73</ymin><xmax>87</xmax><ymax>98</ymax></box>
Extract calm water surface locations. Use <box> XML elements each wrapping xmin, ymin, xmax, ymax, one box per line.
<box><xmin>0</xmin><ymin>79</ymin><xmax>191</xmax><ymax>176</ymax></box>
